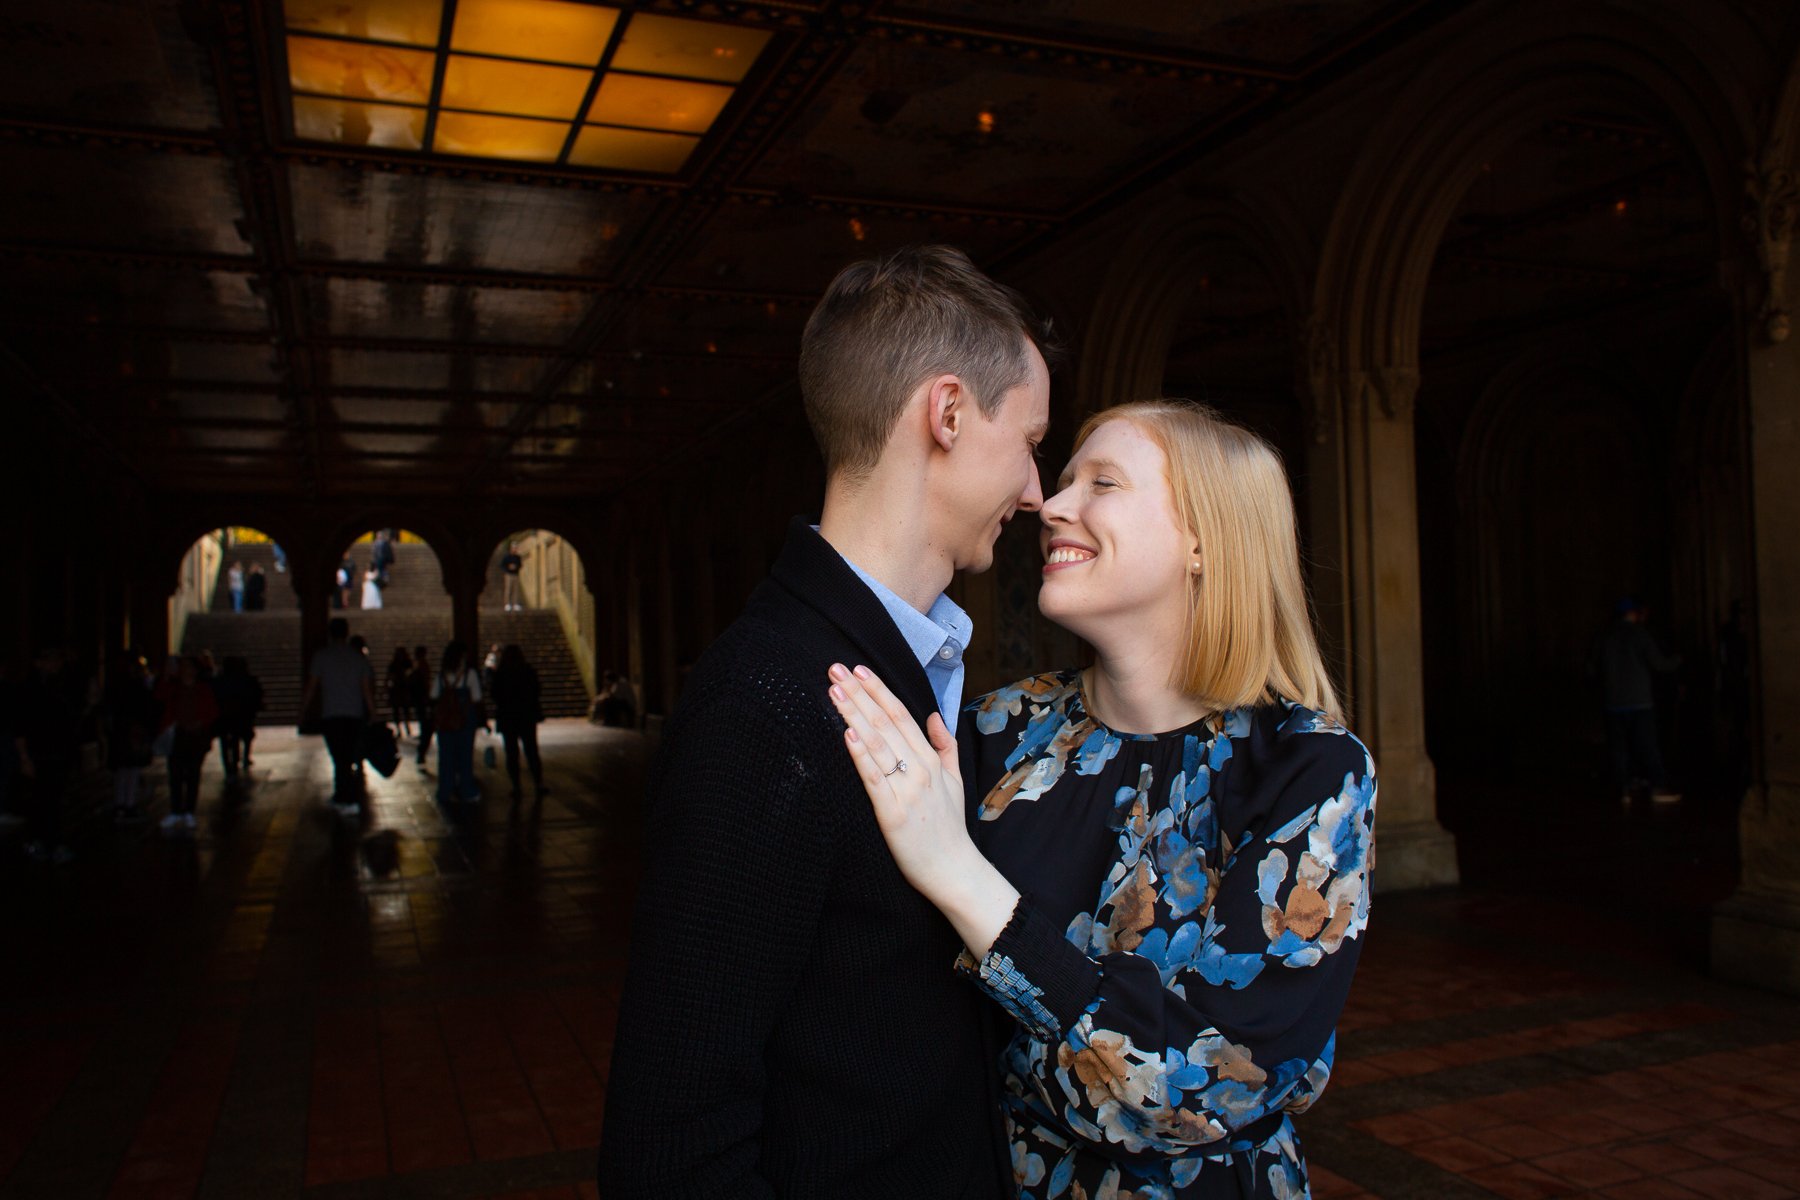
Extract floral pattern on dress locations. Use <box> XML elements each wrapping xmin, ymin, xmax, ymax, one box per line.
<box><xmin>960</xmin><ymin>671</ymin><xmax>1376</xmax><ymax>1199</ymax></box>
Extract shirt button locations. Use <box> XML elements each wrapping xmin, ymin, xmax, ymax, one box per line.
<box><xmin>938</xmin><ymin>646</ymin><xmax>955</xmax><ymax>661</ymax></box>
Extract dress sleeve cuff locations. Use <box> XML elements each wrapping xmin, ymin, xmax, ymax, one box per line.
<box><xmin>954</xmin><ymin>897</ymin><xmax>1101</xmax><ymax>1042</ymax></box>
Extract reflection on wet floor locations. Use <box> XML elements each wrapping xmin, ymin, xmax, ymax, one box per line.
<box><xmin>0</xmin><ymin>721</ymin><xmax>1795</xmax><ymax>1199</ymax></box>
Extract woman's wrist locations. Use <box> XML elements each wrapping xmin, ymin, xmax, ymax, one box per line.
<box><xmin>933</xmin><ymin>848</ymin><xmax>1021</xmax><ymax>960</ymax></box>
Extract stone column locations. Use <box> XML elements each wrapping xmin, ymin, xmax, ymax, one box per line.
<box><xmin>1343</xmin><ymin>365</ymin><xmax>1460</xmax><ymax>891</ymax></box>
<box><xmin>1712</xmin><ymin>330</ymin><xmax>1800</xmax><ymax>994</ymax></box>
<box><xmin>296</xmin><ymin>547</ymin><xmax>329</xmax><ymax>706</ymax></box>
<box><xmin>452</xmin><ymin>564</ymin><xmax>479</xmax><ymax>659</ymax></box>
<box><xmin>1300</xmin><ymin>316</ymin><xmax>1352</xmax><ymax>701</ymax></box>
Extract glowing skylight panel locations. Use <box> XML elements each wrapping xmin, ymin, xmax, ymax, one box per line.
<box><xmin>282</xmin><ymin>0</ymin><xmax>765</xmax><ymax>173</ymax></box>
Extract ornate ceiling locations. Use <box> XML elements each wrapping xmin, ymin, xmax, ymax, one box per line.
<box><xmin>0</xmin><ymin>0</ymin><xmax>1448</xmax><ymax>498</ymax></box>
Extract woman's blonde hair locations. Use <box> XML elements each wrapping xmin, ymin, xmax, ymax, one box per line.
<box><xmin>1071</xmin><ymin>399</ymin><xmax>1341</xmax><ymax>719</ymax></box>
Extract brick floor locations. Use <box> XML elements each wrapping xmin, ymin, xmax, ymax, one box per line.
<box><xmin>2</xmin><ymin>723</ymin><xmax>1796</xmax><ymax>1199</ymax></box>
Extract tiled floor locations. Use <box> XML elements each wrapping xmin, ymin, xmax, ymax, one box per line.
<box><xmin>1</xmin><ymin>723</ymin><xmax>1795</xmax><ymax>1199</ymax></box>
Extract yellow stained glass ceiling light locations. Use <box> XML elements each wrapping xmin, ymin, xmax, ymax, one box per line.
<box><xmin>282</xmin><ymin>0</ymin><xmax>769</xmax><ymax>173</ymax></box>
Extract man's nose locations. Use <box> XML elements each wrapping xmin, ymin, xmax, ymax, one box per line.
<box><xmin>1017</xmin><ymin>462</ymin><xmax>1045</xmax><ymax>513</ymax></box>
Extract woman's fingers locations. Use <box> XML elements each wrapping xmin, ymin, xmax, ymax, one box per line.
<box><xmin>924</xmin><ymin>711</ymin><xmax>958</xmax><ymax>773</ymax></box>
<box><xmin>841</xmin><ymin>725</ymin><xmax>892</xmax><ymax>793</ymax></box>
<box><xmin>828</xmin><ymin>672</ymin><xmax>904</xmax><ymax>777</ymax></box>
<box><xmin>835</xmin><ymin>665</ymin><xmax>935</xmax><ymax>765</ymax></box>
<box><xmin>849</xmin><ymin>666</ymin><xmax>936</xmax><ymax>759</ymax></box>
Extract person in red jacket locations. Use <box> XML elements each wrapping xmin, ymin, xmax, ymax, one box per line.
<box><xmin>156</xmin><ymin>655</ymin><xmax>217</xmax><ymax>834</ymax></box>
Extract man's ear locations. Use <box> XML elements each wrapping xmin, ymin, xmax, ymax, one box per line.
<box><xmin>926</xmin><ymin>374</ymin><xmax>962</xmax><ymax>453</ymax></box>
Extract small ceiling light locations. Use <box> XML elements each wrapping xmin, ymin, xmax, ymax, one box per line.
<box><xmin>764</xmin><ymin>301</ymin><xmax>778</xmax><ymax>318</ymax></box>
<box><xmin>848</xmin><ymin>217</ymin><xmax>867</xmax><ymax>241</ymax></box>
<box><xmin>705</xmin><ymin>341</ymin><xmax>718</xmax><ymax>354</ymax></box>
<box><xmin>1613</xmin><ymin>199</ymin><xmax>1629</xmax><ymax>214</ymax></box>
<box><xmin>977</xmin><ymin>110</ymin><xmax>995</xmax><ymax>134</ymax></box>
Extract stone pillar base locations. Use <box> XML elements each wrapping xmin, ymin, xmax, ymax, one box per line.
<box><xmin>1374</xmin><ymin>818</ymin><xmax>1460</xmax><ymax>892</ymax></box>
<box><xmin>1712</xmin><ymin>888</ymin><xmax>1800</xmax><ymax>997</ymax></box>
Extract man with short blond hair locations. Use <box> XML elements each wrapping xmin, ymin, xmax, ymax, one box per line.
<box><xmin>601</xmin><ymin>245</ymin><xmax>1057</xmax><ymax>1198</ymax></box>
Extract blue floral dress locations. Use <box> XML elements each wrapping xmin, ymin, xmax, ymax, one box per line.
<box><xmin>957</xmin><ymin>671</ymin><xmax>1377</xmax><ymax>1199</ymax></box>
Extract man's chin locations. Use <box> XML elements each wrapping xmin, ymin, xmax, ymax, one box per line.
<box><xmin>959</xmin><ymin>546</ymin><xmax>997</xmax><ymax>576</ymax></box>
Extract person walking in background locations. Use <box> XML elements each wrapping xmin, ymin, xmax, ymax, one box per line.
<box><xmin>244</xmin><ymin>562</ymin><xmax>267</xmax><ymax>611</ymax></box>
<box><xmin>500</xmin><ymin>542</ymin><xmax>524</xmax><ymax>612</ymax></box>
<box><xmin>409</xmin><ymin>645</ymin><xmax>433</xmax><ymax>764</ymax></box>
<box><xmin>1593</xmin><ymin>596</ymin><xmax>1684</xmax><ymax>805</ymax></box>
<box><xmin>384</xmin><ymin>647</ymin><xmax>414</xmax><ymax>738</ymax></box>
<box><xmin>361</xmin><ymin>565</ymin><xmax>383</xmax><ymax>610</ymax></box>
<box><xmin>271</xmin><ymin>542</ymin><xmax>288</xmax><ymax>573</ymax></box>
<box><xmin>335</xmin><ymin>556</ymin><xmax>356</xmax><ymax>610</ymax></box>
<box><xmin>212</xmin><ymin>656</ymin><xmax>262</xmax><ymax>781</ymax></box>
<box><xmin>301</xmin><ymin>617</ymin><xmax>376</xmax><ymax>816</ymax></box>
<box><xmin>492</xmin><ymin>644</ymin><xmax>546</xmax><ymax>801</ymax></box>
<box><xmin>13</xmin><ymin>645</ymin><xmax>85</xmax><ymax>863</ymax></box>
<box><xmin>429</xmin><ymin>641</ymin><xmax>482</xmax><ymax>806</ymax></box>
<box><xmin>226</xmin><ymin>560</ymin><xmax>246</xmax><ymax>613</ymax></box>
<box><xmin>104</xmin><ymin>650</ymin><xmax>158</xmax><ymax>821</ymax></box>
<box><xmin>482</xmin><ymin>643</ymin><xmax>501</xmax><ymax>694</ymax></box>
<box><xmin>156</xmin><ymin>656</ymin><xmax>217</xmax><ymax>835</ymax></box>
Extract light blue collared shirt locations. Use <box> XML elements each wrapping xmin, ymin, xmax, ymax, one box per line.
<box><xmin>837</xmin><ymin>556</ymin><xmax>974</xmax><ymax>736</ymax></box>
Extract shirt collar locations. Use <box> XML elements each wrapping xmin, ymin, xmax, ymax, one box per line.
<box><xmin>824</xmin><ymin>540</ymin><xmax>973</xmax><ymax>674</ymax></box>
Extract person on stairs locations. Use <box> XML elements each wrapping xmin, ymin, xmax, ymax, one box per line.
<box><xmin>500</xmin><ymin>542</ymin><xmax>525</xmax><ymax>612</ymax></box>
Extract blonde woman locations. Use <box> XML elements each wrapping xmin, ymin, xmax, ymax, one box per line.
<box><xmin>829</xmin><ymin>401</ymin><xmax>1375</xmax><ymax>1198</ymax></box>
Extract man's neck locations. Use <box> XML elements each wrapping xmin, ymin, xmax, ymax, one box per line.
<box><xmin>816</xmin><ymin>474</ymin><xmax>951</xmax><ymax>614</ymax></box>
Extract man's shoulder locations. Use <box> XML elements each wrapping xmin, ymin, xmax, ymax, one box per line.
<box><xmin>669</xmin><ymin>591</ymin><xmax>852</xmax><ymax>743</ymax></box>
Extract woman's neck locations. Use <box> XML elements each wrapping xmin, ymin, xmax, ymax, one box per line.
<box><xmin>1084</xmin><ymin>641</ymin><xmax>1209</xmax><ymax>736</ymax></box>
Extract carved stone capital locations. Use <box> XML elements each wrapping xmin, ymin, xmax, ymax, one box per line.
<box><xmin>1744</xmin><ymin>152</ymin><xmax>1800</xmax><ymax>344</ymax></box>
<box><xmin>1296</xmin><ymin>312</ymin><xmax>1338</xmax><ymax>444</ymax></box>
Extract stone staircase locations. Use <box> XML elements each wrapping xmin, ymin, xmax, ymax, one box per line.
<box><xmin>180</xmin><ymin>542</ymin><xmax>592</xmax><ymax>724</ymax></box>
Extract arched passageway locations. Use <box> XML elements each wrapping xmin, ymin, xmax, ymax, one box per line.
<box><xmin>170</xmin><ymin>527</ymin><xmax>299</xmax><ymax>723</ymax></box>
<box><xmin>1407</xmin><ymin>95</ymin><xmax>1743</xmax><ymax>925</ymax></box>
<box><xmin>478</xmin><ymin>531</ymin><xmax>601</xmax><ymax>717</ymax></box>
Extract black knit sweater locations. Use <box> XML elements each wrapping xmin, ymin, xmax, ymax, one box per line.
<box><xmin>598</xmin><ymin>519</ymin><xmax>1011</xmax><ymax>1199</ymax></box>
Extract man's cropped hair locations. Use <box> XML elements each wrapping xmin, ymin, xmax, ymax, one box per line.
<box><xmin>799</xmin><ymin>244</ymin><xmax>1059</xmax><ymax>478</ymax></box>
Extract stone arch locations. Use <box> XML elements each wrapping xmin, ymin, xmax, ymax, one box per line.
<box><xmin>467</xmin><ymin>506</ymin><xmax>607</xmax><ymax>606</ymax></box>
<box><xmin>1450</xmin><ymin>355</ymin><xmax>1664</xmax><ymax>777</ymax></box>
<box><xmin>1076</xmin><ymin>190</ymin><xmax>1311</xmax><ymax>420</ymax></box>
<box><xmin>147</xmin><ymin>506</ymin><xmax>305</xmax><ymax>600</ymax></box>
<box><xmin>316</xmin><ymin>510</ymin><xmax>463</xmax><ymax>601</ymax></box>
<box><xmin>1455</xmin><ymin>353</ymin><xmax>1659</xmax><ymax>689</ymax></box>
<box><xmin>1315</xmin><ymin>12</ymin><xmax>1750</xmax><ymax>381</ymax></box>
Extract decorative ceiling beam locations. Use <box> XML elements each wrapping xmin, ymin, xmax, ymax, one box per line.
<box><xmin>197</xmin><ymin>0</ymin><xmax>326</xmax><ymax>495</ymax></box>
<box><xmin>117</xmin><ymin>414</ymin><xmax>674</xmax><ymax>439</ymax></box>
<box><xmin>0</xmin><ymin>240</ymin><xmax>828</xmax><ymax>304</ymax></box>
<box><xmin>460</xmin><ymin>0</ymin><xmax>866</xmax><ymax>491</ymax></box>
<box><xmin>990</xmin><ymin>0</ymin><xmax>1463</xmax><ymax>272</ymax></box>
<box><xmin>0</xmin><ymin>114</ymin><xmax>1057</xmax><ymax>228</ymax></box>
